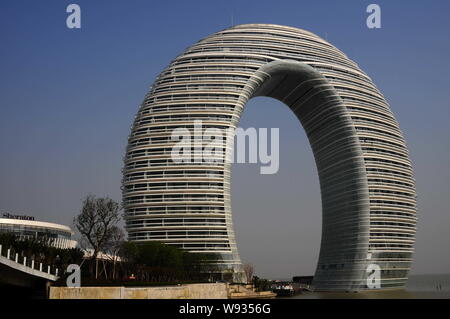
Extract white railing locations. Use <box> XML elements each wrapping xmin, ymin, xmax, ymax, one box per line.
<box><xmin>0</xmin><ymin>244</ymin><xmax>59</xmax><ymax>278</ymax></box>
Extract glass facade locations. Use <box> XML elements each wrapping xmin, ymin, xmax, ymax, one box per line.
<box><xmin>0</xmin><ymin>218</ymin><xmax>77</xmax><ymax>249</ymax></box>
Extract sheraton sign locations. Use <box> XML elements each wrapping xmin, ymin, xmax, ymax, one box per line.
<box><xmin>1</xmin><ymin>212</ymin><xmax>35</xmax><ymax>221</ymax></box>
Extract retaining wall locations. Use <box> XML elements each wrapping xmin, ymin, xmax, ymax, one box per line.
<box><xmin>49</xmin><ymin>283</ymin><xmax>228</xmax><ymax>299</ymax></box>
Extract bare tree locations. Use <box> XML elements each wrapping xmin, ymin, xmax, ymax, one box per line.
<box><xmin>242</xmin><ymin>263</ymin><xmax>254</xmax><ymax>284</ymax></box>
<box><xmin>74</xmin><ymin>195</ymin><xmax>120</xmax><ymax>278</ymax></box>
<box><xmin>104</xmin><ymin>226</ymin><xmax>125</xmax><ymax>280</ymax></box>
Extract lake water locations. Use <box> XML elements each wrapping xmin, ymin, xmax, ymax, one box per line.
<box><xmin>288</xmin><ymin>274</ymin><xmax>450</xmax><ymax>299</ymax></box>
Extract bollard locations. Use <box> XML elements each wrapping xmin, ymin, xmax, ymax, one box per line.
<box><xmin>48</xmin><ymin>265</ymin><xmax>50</xmax><ymax>274</ymax></box>
<box><xmin>0</xmin><ymin>244</ymin><xmax>2</xmax><ymax>256</ymax></box>
<box><xmin>56</xmin><ymin>268</ymin><xmax>58</xmax><ymax>276</ymax></box>
<box><xmin>15</xmin><ymin>253</ymin><xmax>18</xmax><ymax>263</ymax></box>
<box><xmin>31</xmin><ymin>260</ymin><xmax>35</xmax><ymax>269</ymax></box>
<box><xmin>23</xmin><ymin>257</ymin><xmax>27</xmax><ymax>266</ymax></box>
<box><xmin>40</xmin><ymin>263</ymin><xmax>43</xmax><ymax>272</ymax></box>
<box><xmin>7</xmin><ymin>249</ymin><xmax>10</xmax><ymax>259</ymax></box>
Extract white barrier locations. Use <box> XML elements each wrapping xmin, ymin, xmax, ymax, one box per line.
<box><xmin>0</xmin><ymin>246</ymin><xmax>59</xmax><ymax>277</ymax></box>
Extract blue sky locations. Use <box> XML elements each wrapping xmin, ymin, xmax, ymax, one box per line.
<box><xmin>1</xmin><ymin>0</ymin><xmax>449</xmax><ymax>278</ymax></box>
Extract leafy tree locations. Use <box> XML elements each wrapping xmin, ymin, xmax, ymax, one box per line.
<box><xmin>117</xmin><ymin>241</ymin><xmax>222</xmax><ymax>283</ymax></box>
<box><xmin>0</xmin><ymin>234</ymin><xmax>83</xmax><ymax>274</ymax></box>
<box><xmin>134</xmin><ymin>241</ymin><xmax>183</xmax><ymax>268</ymax></box>
<box><xmin>120</xmin><ymin>241</ymin><xmax>139</xmax><ymax>262</ymax></box>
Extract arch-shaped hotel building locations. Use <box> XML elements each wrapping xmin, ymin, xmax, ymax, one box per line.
<box><xmin>122</xmin><ymin>24</ymin><xmax>417</xmax><ymax>291</ymax></box>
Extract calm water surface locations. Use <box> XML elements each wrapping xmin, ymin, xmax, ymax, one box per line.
<box><xmin>287</xmin><ymin>274</ymin><xmax>450</xmax><ymax>299</ymax></box>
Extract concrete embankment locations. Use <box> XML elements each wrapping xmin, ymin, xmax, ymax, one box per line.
<box><xmin>50</xmin><ymin>283</ymin><xmax>276</xmax><ymax>299</ymax></box>
<box><xmin>228</xmin><ymin>284</ymin><xmax>276</xmax><ymax>299</ymax></box>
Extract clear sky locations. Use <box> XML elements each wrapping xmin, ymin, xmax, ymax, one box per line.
<box><xmin>1</xmin><ymin>0</ymin><xmax>449</xmax><ymax>279</ymax></box>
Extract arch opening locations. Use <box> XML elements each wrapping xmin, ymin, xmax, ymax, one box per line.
<box><xmin>226</xmin><ymin>60</ymin><xmax>371</xmax><ymax>290</ymax></box>
<box><xmin>231</xmin><ymin>95</ymin><xmax>322</xmax><ymax>281</ymax></box>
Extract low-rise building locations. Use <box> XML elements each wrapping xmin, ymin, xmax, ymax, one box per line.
<box><xmin>0</xmin><ymin>213</ymin><xmax>77</xmax><ymax>249</ymax></box>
